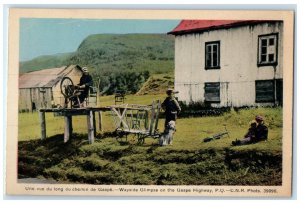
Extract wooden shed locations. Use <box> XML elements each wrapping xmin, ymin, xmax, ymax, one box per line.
<box><xmin>19</xmin><ymin>65</ymin><xmax>83</xmax><ymax>111</ymax></box>
<box><xmin>168</xmin><ymin>20</ymin><xmax>283</xmax><ymax>107</ymax></box>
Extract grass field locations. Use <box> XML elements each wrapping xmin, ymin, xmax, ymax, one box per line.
<box><xmin>18</xmin><ymin>94</ymin><xmax>283</xmax><ymax>185</ymax></box>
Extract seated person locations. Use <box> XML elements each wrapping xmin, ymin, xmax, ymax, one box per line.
<box><xmin>232</xmin><ymin>120</ymin><xmax>257</xmax><ymax>146</ymax></box>
<box><xmin>254</xmin><ymin>115</ymin><xmax>268</xmax><ymax>142</ymax></box>
<box><xmin>73</xmin><ymin>67</ymin><xmax>93</xmax><ymax>107</ymax></box>
<box><xmin>232</xmin><ymin>115</ymin><xmax>268</xmax><ymax>146</ymax></box>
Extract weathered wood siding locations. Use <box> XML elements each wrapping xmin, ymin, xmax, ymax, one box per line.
<box><xmin>19</xmin><ymin>89</ymin><xmax>31</xmax><ymax>111</ymax></box>
<box><xmin>19</xmin><ymin>88</ymin><xmax>52</xmax><ymax>111</ymax></box>
<box><xmin>174</xmin><ymin>22</ymin><xmax>283</xmax><ymax>107</ymax></box>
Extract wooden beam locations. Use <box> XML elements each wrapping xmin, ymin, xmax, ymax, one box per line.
<box><xmin>130</xmin><ymin>109</ymin><xmax>134</xmax><ymax>129</ymax></box>
<box><xmin>64</xmin><ymin>115</ymin><xmax>72</xmax><ymax>143</ymax></box>
<box><xmin>39</xmin><ymin>107</ymin><xmax>111</xmax><ymax>113</ymax></box>
<box><xmin>87</xmin><ymin>110</ymin><xmax>95</xmax><ymax>144</ymax></box>
<box><xmin>145</xmin><ymin>110</ymin><xmax>149</xmax><ymax>130</ymax></box>
<box><xmin>111</xmin><ymin>105</ymin><xmax>129</xmax><ymax>129</ymax></box>
<box><xmin>109</xmin><ymin>104</ymin><xmax>151</xmax><ymax>111</ymax></box>
<box><xmin>39</xmin><ymin>111</ymin><xmax>46</xmax><ymax>140</ymax></box>
<box><xmin>110</xmin><ymin>108</ymin><xmax>118</xmax><ymax>128</ymax></box>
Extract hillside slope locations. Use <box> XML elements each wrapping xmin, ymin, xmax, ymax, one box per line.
<box><xmin>20</xmin><ymin>53</ymin><xmax>72</xmax><ymax>73</ymax></box>
<box><xmin>136</xmin><ymin>73</ymin><xmax>174</xmax><ymax>95</ymax></box>
<box><xmin>20</xmin><ymin>34</ymin><xmax>175</xmax><ymax>94</ymax></box>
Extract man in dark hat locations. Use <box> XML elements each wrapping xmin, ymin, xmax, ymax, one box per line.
<box><xmin>254</xmin><ymin>115</ymin><xmax>268</xmax><ymax>142</ymax></box>
<box><xmin>75</xmin><ymin>67</ymin><xmax>93</xmax><ymax>107</ymax></box>
<box><xmin>161</xmin><ymin>88</ymin><xmax>181</xmax><ymax>128</ymax></box>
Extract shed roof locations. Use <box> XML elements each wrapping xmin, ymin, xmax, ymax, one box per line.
<box><xmin>19</xmin><ymin>65</ymin><xmax>82</xmax><ymax>88</ymax></box>
<box><xmin>168</xmin><ymin>20</ymin><xmax>278</xmax><ymax>35</ymax></box>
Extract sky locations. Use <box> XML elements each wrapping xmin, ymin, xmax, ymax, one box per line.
<box><xmin>20</xmin><ymin>18</ymin><xmax>180</xmax><ymax>61</ymax></box>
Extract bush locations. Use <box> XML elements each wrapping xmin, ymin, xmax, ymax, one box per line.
<box><xmin>98</xmin><ymin>71</ymin><xmax>150</xmax><ymax>95</ymax></box>
<box><xmin>179</xmin><ymin>101</ymin><xmax>231</xmax><ymax>117</ymax></box>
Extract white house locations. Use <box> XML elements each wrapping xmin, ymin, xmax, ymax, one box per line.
<box><xmin>168</xmin><ymin>20</ymin><xmax>283</xmax><ymax>107</ymax></box>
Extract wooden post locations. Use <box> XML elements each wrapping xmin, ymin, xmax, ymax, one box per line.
<box><xmin>145</xmin><ymin>110</ymin><xmax>149</xmax><ymax>130</ymax></box>
<box><xmin>93</xmin><ymin>111</ymin><xmax>96</xmax><ymax>135</ymax></box>
<box><xmin>87</xmin><ymin>110</ymin><xmax>95</xmax><ymax>144</ymax></box>
<box><xmin>70</xmin><ymin>116</ymin><xmax>73</xmax><ymax>139</ymax></box>
<box><xmin>98</xmin><ymin>111</ymin><xmax>103</xmax><ymax>131</ymax></box>
<box><xmin>149</xmin><ymin>101</ymin><xmax>155</xmax><ymax>135</ymax></box>
<box><xmin>64</xmin><ymin>115</ymin><xmax>72</xmax><ymax>143</ymax></box>
<box><xmin>154</xmin><ymin>100</ymin><xmax>161</xmax><ymax>132</ymax></box>
<box><xmin>39</xmin><ymin>111</ymin><xmax>46</xmax><ymax>140</ymax></box>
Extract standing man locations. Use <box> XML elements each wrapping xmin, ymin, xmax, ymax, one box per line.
<box><xmin>161</xmin><ymin>88</ymin><xmax>181</xmax><ymax>128</ymax></box>
<box><xmin>76</xmin><ymin>67</ymin><xmax>93</xmax><ymax>107</ymax></box>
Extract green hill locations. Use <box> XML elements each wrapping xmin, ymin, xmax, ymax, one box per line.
<box><xmin>20</xmin><ymin>34</ymin><xmax>175</xmax><ymax>94</ymax></box>
<box><xmin>20</xmin><ymin>53</ymin><xmax>72</xmax><ymax>73</ymax></box>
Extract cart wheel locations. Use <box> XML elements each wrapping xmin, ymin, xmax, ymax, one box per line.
<box><xmin>60</xmin><ymin>77</ymin><xmax>74</xmax><ymax>98</ymax></box>
<box><xmin>136</xmin><ymin>133</ymin><xmax>145</xmax><ymax>145</ymax></box>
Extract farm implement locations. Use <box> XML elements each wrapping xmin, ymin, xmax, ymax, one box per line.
<box><xmin>203</xmin><ymin>125</ymin><xmax>230</xmax><ymax>142</ymax></box>
<box><xmin>109</xmin><ymin>100</ymin><xmax>162</xmax><ymax>145</ymax></box>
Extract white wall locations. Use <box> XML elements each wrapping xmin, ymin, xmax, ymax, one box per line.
<box><xmin>174</xmin><ymin>22</ymin><xmax>283</xmax><ymax>107</ymax></box>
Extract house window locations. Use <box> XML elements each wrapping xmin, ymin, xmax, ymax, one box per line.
<box><xmin>204</xmin><ymin>82</ymin><xmax>220</xmax><ymax>102</ymax></box>
<box><xmin>255</xmin><ymin>79</ymin><xmax>283</xmax><ymax>104</ymax></box>
<box><xmin>258</xmin><ymin>33</ymin><xmax>278</xmax><ymax>66</ymax></box>
<box><xmin>205</xmin><ymin>41</ymin><xmax>220</xmax><ymax>69</ymax></box>
<box><xmin>255</xmin><ymin>80</ymin><xmax>274</xmax><ymax>102</ymax></box>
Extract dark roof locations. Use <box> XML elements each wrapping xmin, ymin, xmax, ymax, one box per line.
<box><xmin>168</xmin><ymin>20</ymin><xmax>280</xmax><ymax>35</ymax></box>
<box><xmin>19</xmin><ymin>65</ymin><xmax>82</xmax><ymax>88</ymax></box>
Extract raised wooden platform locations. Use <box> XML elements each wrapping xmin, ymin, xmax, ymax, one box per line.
<box><xmin>39</xmin><ymin>107</ymin><xmax>111</xmax><ymax>144</ymax></box>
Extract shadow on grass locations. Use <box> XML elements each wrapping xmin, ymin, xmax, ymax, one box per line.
<box><xmin>18</xmin><ymin>133</ymin><xmax>283</xmax><ymax>185</ymax></box>
<box><xmin>96</xmin><ymin>131</ymin><xmax>160</xmax><ymax>147</ymax></box>
<box><xmin>18</xmin><ymin>133</ymin><xmax>87</xmax><ymax>179</ymax></box>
